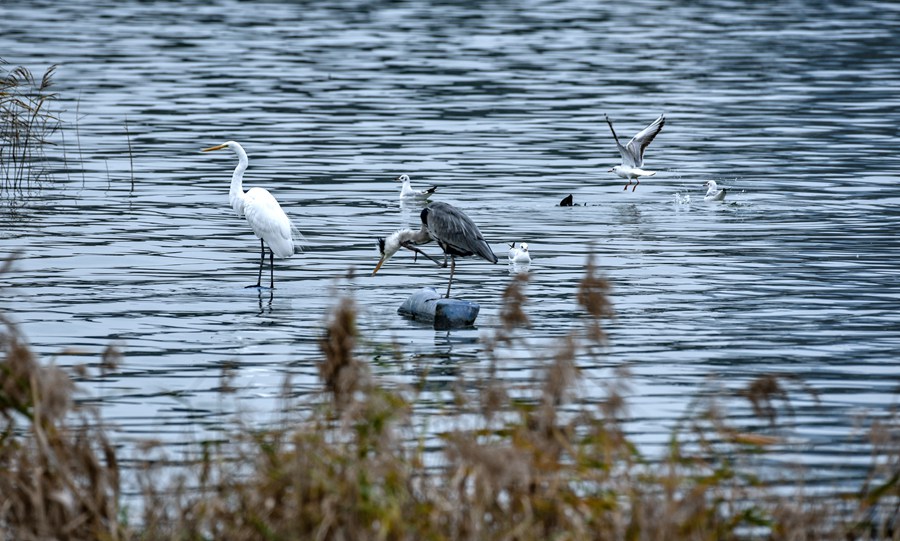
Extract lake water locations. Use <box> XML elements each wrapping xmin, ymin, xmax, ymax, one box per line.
<box><xmin>2</xmin><ymin>0</ymin><xmax>899</xmax><ymax>491</ymax></box>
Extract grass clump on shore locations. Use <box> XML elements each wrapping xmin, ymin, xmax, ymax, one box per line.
<box><xmin>2</xmin><ymin>259</ymin><xmax>899</xmax><ymax>539</ymax></box>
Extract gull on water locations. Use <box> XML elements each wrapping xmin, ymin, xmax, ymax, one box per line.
<box><xmin>396</xmin><ymin>174</ymin><xmax>436</xmax><ymax>201</ymax></box>
<box><xmin>508</xmin><ymin>242</ymin><xmax>531</xmax><ymax>264</ymax></box>
<box><xmin>704</xmin><ymin>180</ymin><xmax>727</xmax><ymax>202</ymax></box>
<box><xmin>606</xmin><ymin>113</ymin><xmax>666</xmax><ymax>191</ymax></box>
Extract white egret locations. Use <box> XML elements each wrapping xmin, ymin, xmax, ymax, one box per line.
<box><xmin>201</xmin><ymin>141</ymin><xmax>299</xmax><ymax>289</ymax></box>
<box><xmin>396</xmin><ymin>174</ymin><xmax>436</xmax><ymax>201</ymax></box>
<box><xmin>606</xmin><ymin>113</ymin><xmax>666</xmax><ymax>191</ymax></box>
<box><xmin>372</xmin><ymin>201</ymin><xmax>498</xmax><ymax>298</ymax></box>
<box><xmin>508</xmin><ymin>242</ymin><xmax>531</xmax><ymax>264</ymax></box>
<box><xmin>704</xmin><ymin>180</ymin><xmax>727</xmax><ymax>202</ymax></box>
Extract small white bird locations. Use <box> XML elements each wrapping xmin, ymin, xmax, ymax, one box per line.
<box><xmin>704</xmin><ymin>180</ymin><xmax>727</xmax><ymax>202</ymax></box>
<box><xmin>396</xmin><ymin>174</ymin><xmax>437</xmax><ymax>201</ymax></box>
<box><xmin>606</xmin><ymin>113</ymin><xmax>666</xmax><ymax>191</ymax></box>
<box><xmin>508</xmin><ymin>242</ymin><xmax>531</xmax><ymax>264</ymax></box>
<box><xmin>202</xmin><ymin>141</ymin><xmax>300</xmax><ymax>289</ymax></box>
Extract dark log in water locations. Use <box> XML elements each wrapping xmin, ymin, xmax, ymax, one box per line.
<box><xmin>397</xmin><ymin>287</ymin><xmax>480</xmax><ymax>329</ymax></box>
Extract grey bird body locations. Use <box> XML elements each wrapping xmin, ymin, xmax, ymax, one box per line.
<box><xmin>372</xmin><ymin>201</ymin><xmax>497</xmax><ymax>297</ymax></box>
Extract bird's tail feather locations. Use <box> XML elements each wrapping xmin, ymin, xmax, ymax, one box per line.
<box><xmin>477</xmin><ymin>240</ymin><xmax>499</xmax><ymax>264</ymax></box>
<box><xmin>290</xmin><ymin>220</ymin><xmax>307</xmax><ymax>254</ymax></box>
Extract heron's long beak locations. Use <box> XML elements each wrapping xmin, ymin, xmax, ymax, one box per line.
<box><xmin>202</xmin><ymin>143</ymin><xmax>228</xmax><ymax>152</ymax></box>
<box><xmin>607</xmin><ymin>167</ymin><xmax>614</xmax><ymax>172</ymax></box>
<box><xmin>371</xmin><ymin>256</ymin><xmax>387</xmax><ymax>276</ymax></box>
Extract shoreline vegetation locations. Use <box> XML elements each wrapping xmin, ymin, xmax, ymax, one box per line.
<box><xmin>0</xmin><ymin>59</ymin><xmax>62</xmax><ymax>195</ymax></box>
<box><xmin>1</xmin><ymin>258</ymin><xmax>898</xmax><ymax>540</ymax></box>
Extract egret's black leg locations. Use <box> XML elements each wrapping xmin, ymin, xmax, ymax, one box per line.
<box><xmin>269</xmin><ymin>248</ymin><xmax>275</xmax><ymax>289</ymax></box>
<box><xmin>246</xmin><ymin>238</ymin><xmax>265</xmax><ymax>289</ymax></box>
<box><xmin>445</xmin><ymin>256</ymin><xmax>456</xmax><ymax>298</ymax></box>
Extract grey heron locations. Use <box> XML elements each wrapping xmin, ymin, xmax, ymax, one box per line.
<box><xmin>606</xmin><ymin>113</ymin><xmax>666</xmax><ymax>191</ymax></box>
<box><xmin>202</xmin><ymin>141</ymin><xmax>302</xmax><ymax>289</ymax></box>
<box><xmin>396</xmin><ymin>174</ymin><xmax>437</xmax><ymax>201</ymax></box>
<box><xmin>371</xmin><ymin>201</ymin><xmax>498</xmax><ymax>298</ymax></box>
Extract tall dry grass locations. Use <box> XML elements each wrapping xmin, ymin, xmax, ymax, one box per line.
<box><xmin>1</xmin><ymin>256</ymin><xmax>899</xmax><ymax>539</ymax></box>
<box><xmin>0</xmin><ymin>256</ymin><xmax>123</xmax><ymax>540</ymax></box>
<box><xmin>0</xmin><ymin>59</ymin><xmax>62</xmax><ymax>193</ymax></box>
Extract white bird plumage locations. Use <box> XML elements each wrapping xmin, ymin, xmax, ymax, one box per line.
<box><xmin>202</xmin><ymin>140</ymin><xmax>299</xmax><ymax>289</ymax></box>
<box><xmin>397</xmin><ymin>174</ymin><xmax>437</xmax><ymax>201</ymax></box>
<box><xmin>704</xmin><ymin>180</ymin><xmax>727</xmax><ymax>202</ymax></box>
<box><xmin>606</xmin><ymin>113</ymin><xmax>666</xmax><ymax>191</ymax></box>
<box><xmin>508</xmin><ymin>242</ymin><xmax>531</xmax><ymax>264</ymax></box>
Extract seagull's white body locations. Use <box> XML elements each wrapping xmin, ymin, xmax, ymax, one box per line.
<box><xmin>606</xmin><ymin>113</ymin><xmax>666</xmax><ymax>191</ymax></box>
<box><xmin>397</xmin><ymin>174</ymin><xmax>436</xmax><ymax>201</ymax></box>
<box><xmin>610</xmin><ymin>165</ymin><xmax>656</xmax><ymax>183</ymax></box>
<box><xmin>508</xmin><ymin>242</ymin><xmax>531</xmax><ymax>264</ymax></box>
<box><xmin>704</xmin><ymin>180</ymin><xmax>727</xmax><ymax>202</ymax></box>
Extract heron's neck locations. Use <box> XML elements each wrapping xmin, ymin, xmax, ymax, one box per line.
<box><xmin>389</xmin><ymin>226</ymin><xmax>431</xmax><ymax>249</ymax></box>
<box><xmin>229</xmin><ymin>148</ymin><xmax>249</xmax><ymax>215</ymax></box>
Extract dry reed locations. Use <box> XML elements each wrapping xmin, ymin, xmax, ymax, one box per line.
<box><xmin>0</xmin><ymin>59</ymin><xmax>62</xmax><ymax>194</ymax></box>
<box><xmin>1</xmin><ymin>256</ymin><xmax>898</xmax><ymax>540</ymax></box>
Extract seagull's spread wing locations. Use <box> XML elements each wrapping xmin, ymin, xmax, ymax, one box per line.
<box><xmin>606</xmin><ymin>115</ymin><xmax>635</xmax><ymax>166</ymax></box>
<box><xmin>625</xmin><ymin>114</ymin><xmax>665</xmax><ymax>167</ymax></box>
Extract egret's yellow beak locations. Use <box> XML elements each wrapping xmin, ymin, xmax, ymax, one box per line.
<box><xmin>202</xmin><ymin>143</ymin><xmax>228</xmax><ymax>152</ymax></box>
<box><xmin>371</xmin><ymin>256</ymin><xmax>387</xmax><ymax>276</ymax></box>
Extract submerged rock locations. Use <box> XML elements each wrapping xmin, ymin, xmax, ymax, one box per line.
<box><xmin>397</xmin><ymin>287</ymin><xmax>480</xmax><ymax>330</ymax></box>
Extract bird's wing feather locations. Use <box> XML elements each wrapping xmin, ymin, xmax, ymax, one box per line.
<box><xmin>243</xmin><ymin>187</ymin><xmax>296</xmax><ymax>258</ymax></box>
<box><xmin>625</xmin><ymin>114</ymin><xmax>665</xmax><ymax>167</ymax></box>
<box><xmin>425</xmin><ymin>202</ymin><xmax>498</xmax><ymax>263</ymax></box>
<box><xmin>606</xmin><ymin>115</ymin><xmax>635</xmax><ymax>166</ymax></box>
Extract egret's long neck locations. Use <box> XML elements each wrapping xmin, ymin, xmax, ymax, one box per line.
<box><xmin>229</xmin><ymin>145</ymin><xmax>249</xmax><ymax>216</ymax></box>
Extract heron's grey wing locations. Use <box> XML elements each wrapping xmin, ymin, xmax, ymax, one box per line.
<box><xmin>625</xmin><ymin>114</ymin><xmax>665</xmax><ymax>167</ymax></box>
<box><xmin>425</xmin><ymin>202</ymin><xmax>498</xmax><ymax>263</ymax></box>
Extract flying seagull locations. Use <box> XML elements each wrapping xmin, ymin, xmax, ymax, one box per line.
<box><xmin>606</xmin><ymin>113</ymin><xmax>666</xmax><ymax>191</ymax></box>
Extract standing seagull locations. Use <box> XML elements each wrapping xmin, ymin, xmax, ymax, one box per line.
<box><xmin>704</xmin><ymin>180</ymin><xmax>727</xmax><ymax>202</ymax></box>
<box><xmin>606</xmin><ymin>113</ymin><xmax>666</xmax><ymax>191</ymax></box>
<box><xmin>202</xmin><ymin>141</ymin><xmax>300</xmax><ymax>289</ymax></box>
<box><xmin>372</xmin><ymin>201</ymin><xmax>498</xmax><ymax>298</ymax></box>
<box><xmin>397</xmin><ymin>174</ymin><xmax>437</xmax><ymax>201</ymax></box>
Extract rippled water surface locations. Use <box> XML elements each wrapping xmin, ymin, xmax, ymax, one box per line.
<box><xmin>2</xmin><ymin>0</ymin><xmax>900</xmax><ymax>487</ymax></box>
